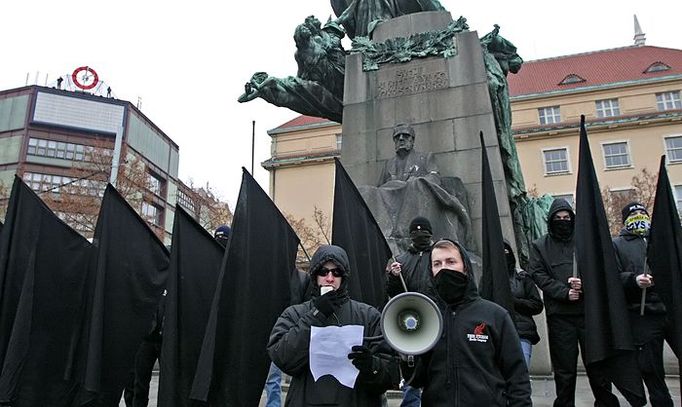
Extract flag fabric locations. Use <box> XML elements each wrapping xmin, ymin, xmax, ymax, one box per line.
<box><xmin>574</xmin><ymin>115</ymin><xmax>645</xmax><ymax>403</ymax></box>
<box><xmin>0</xmin><ymin>177</ymin><xmax>91</xmax><ymax>406</ymax></box>
<box><xmin>478</xmin><ymin>132</ymin><xmax>514</xmax><ymax>314</ymax></box>
<box><xmin>332</xmin><ymin>158</ymin><xmax>392</xmax><ymax>309</ymax></box>
<box><xmin>68</xmin><ymin>184</ymin><xmax>169</xmax><ymax>406</ymax></box>
<box><xmin>647</xmin><ymin>155</ymin><xmax>682</xmax><ymax>383</ymax></box>
<box><xmin>190</xmin><ymin>168</ymin><xmax>299</xmax><ymax>406</ymax></box>
<box><xmin>158</xmin><ymin>206</ymin><xmax>224</xmax><ymax>407</ymax></box>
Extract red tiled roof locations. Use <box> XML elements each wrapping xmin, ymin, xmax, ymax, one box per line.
<box><xmin>509</xmin><ymin>46</ymin><xmax>682</xmax><ymax>97</ymax></box>
<box><xmin>274</xmin><ymin>115</ymin><xmax>332</xmax><ymax>130</ymax></box>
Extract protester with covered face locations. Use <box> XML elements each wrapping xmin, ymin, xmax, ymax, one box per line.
<box><xmin>385</xmin><ymin>216</ymin><xmax>435</xmax><ymax>406</ymax></box>
<box><xmin>267</xmin><ymin>245</ymin><xmax>398</xmax><ymax>406</ymax></box>
<box><xmin>529</xmin><ymin>198</ymin><xmax>619</xmax><ymax>406</ymax></box>
<box><xmin>401</xmin><ymin>239</ymin><xmax>531</xmax><ymax>406</ymax></box>
<box><xmin>613</xmin><ymin>202</ymin><xmax>673</xmax><ymax>406</ymax></box>
<box><xmin>504</xmin><ymin>240</ymin><xmax>543</xmax><ymax>367</ymax></box>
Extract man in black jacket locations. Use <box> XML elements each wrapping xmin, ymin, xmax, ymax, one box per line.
<box><xmin>267</xmin><ymin>245</ymin><xmax>398</xmax><ymax>406</ymax></box>
<box><xmin>386</xmin><ymin>216</ymin><xmax>434</xmax><ymax>406</ymax></box>
<box><xmin>529</xmin><ymin>198</ymin><xmax>618</xmax><ymax>407</ymax></box>
<box><xmin>402</xmin><ymin>239</ymin><xmax>531</xmax><ymax>406</ymax></box>
<box><xmin>613</xmin><ymin>202</ymin><xmax>673</xmax><ymax>407</ymax></box>
<box><xmin>504</xmin><ymin>240</ymin><xmax>543</xmax><ymax>367</ymax></box>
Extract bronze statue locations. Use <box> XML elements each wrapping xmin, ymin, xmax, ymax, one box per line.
<box><xmin>331</xmin><ymin>0</ymin><xmax>446</xmax><ymax>39</ymax></box>
<box><xmin>238</xmin><ymin>17</ymin><xmax>346</xmax><ymax>123</ymax></box>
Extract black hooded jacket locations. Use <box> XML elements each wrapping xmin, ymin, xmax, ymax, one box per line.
<box><xmin>403</xmin><ymin>241</ymin><xmax>531</xmax><ymax>407</ymax></box>
<box><xmin>612</xmin><ymin>229</ymin><xmax>666</xmax><ymax>314</ymax></box>
<box><xmin>529</xmin><ymin>199</ymin><xmax>583</xmax><ymax>316</ymax></box>
<box><xmin>385</xmin><ymin>243</ymin><xmax>435</xmax><ymax>298</ymax></box>
<box><xmin>505</xmin><ymin>241</ymin><xmax>543</xmax><ymax>344</ymax></box>
<box><xmin>267</xmin><ymin>245</ymin><xmax>399</xmax><ymax>407</ymax></box>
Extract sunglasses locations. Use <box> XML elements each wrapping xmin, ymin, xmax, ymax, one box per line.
<box><xmin>315</xmin><ymin>267</ymin><xmax>345</xmax><ymax>277</ymax></box>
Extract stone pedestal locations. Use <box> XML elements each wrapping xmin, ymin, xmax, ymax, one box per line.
<box><xmin>340</xmin><ymin>11</ymin><xmax>514</xmax><ymax>254</ymax></box>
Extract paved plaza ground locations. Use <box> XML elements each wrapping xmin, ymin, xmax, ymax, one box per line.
<box><xmin>120</xmin><ymin>373</ymin><xmax>680</xmax><ymax>406</ymax></box>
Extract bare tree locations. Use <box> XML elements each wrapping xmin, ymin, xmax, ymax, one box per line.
<box><xmin>285</xmin><ymin>210</ymin><xmax>330</xmax><ymax>266</ymax></box>
<box><xmin>0</xmin><ymin>180</ymin><xmax>9</xmax><ymax>222</ymax></box>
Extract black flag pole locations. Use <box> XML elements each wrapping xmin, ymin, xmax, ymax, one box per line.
<box><xmin>574</xmin><ymin>115</ymin><xmax>645</xmax><ymax>404</ymax></box>
<box><xmin>647</xmin><ymin>155</ymin><xmax>682</xmax><ymax>397</ymax></box>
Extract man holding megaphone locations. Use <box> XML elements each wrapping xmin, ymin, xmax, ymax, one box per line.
<box><xmin>398</xmin><ymin>239</ymin><xmax>532</xmax><ymax>406</ymax></box>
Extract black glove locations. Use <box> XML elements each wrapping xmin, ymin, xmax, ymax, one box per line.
<box><xmin>348</xmin><ymin>345</ymin><xmax>379</xmax><ymax>375</ymax></box>
<box><xmin>313</xmin><ymin>290</ymin><xmax>339</xmax><ymax>318</ymax></box>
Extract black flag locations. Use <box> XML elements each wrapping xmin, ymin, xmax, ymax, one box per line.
<box><xmin>158</xmin><ymin>206</ymin><xmax>224</xmax><ymax>407</ymax></box>
<box><xmin>190</xmin><ymin>168</ymin><xmax>299</xmax><ymax>406</ymax></box>
<box><xmin>574</xmin><ymin>115</ymin><xmax>645</xmax><ymax>403</ymax></box>
<box><xmin>647</xmin><ymin>155</ymin><xmax>682</xmax><ymax>386</ymax></box>
<box><xmin>479</xmin><ymin>132</ymin><xmax>514</xmax><ymax>314</ymax></box>
<box><xmin>69</xmin><ymin>184</ymin><xmax>169</xmax><ymax>405</ymax></box>
<box><xmin>332</xmin><ymin>158</ymin><xmax>392</xmax><ymax>308</ymax></box>
<box><xmin>0</xmin><ymin>177</ymin><xmax>90</xmax><ymax>406</ymax></box>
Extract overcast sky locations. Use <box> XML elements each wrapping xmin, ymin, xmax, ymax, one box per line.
<box><xmin>2</xmin><ymin>0</ymin><xmax>680</xmax><ymax>207</ymax></box>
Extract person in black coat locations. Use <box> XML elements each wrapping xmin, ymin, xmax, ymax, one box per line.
<box><xmin>402</xmin><ymin>239</ymin><xmax>531</xmax><ymax>406</ymax></box>
<box><xmin>504</xmin><ymin>240</ymin><xmax>543</xmax><ymax>367</ymax></box>
<box><xmin>529</xmin><ymin>198</ymin><xmax>619</xmax><ymax>407</ymax></box>
<box><xmin>267</xmin><ymin>245</ymin><xmax>399</xmax><ymax>407</ymax></box>
<box><xmin>613</xmin><ymin>202</ymin><xmax>673</xmax><ymax>407</ymax></box>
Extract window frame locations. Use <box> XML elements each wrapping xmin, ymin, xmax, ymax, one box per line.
<box><xmin>601</xmin><ymin>140</ymin><xmax>632</xmax><ymax>169</ymax></box>
<box><xmin>656</xmin><ymin>91</ymin><xmax>682</xmax><ymax>111</ymax></box>
<box><xmin>664</xmin><ymin>135</ymin><xmax>682</xmax><ymax>164</ymax></box>
<box><xmin>538</xmin><ymin>106</ymin><xmax>561</xmax><ymax>125</ymax></box>
<box><xmin>542</xmin><ymin>146</ymin><xmax>571</xmax><ymax>175</ymax></box>
<box><xmin>595</xmin><ymin>98</ymin><xmax>621</xmax><ymax>118</ymax></box>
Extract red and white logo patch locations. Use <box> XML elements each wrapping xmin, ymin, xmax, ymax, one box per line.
<box><xmin>467</xmin><ymin>322</ymin><xmax>489</xmax><ymax>343</ymax></box>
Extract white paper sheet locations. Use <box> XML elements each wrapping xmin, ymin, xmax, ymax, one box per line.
<box><xmin>309</xmin><ymin>325</ymin><xmax>365</xmax><ymax>388</ymax></box>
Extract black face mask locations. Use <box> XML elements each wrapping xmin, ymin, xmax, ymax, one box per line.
<box><xmin>505</xmin><ymin>252</ymin><xmax>516</xmax><ymax>272</ymax></box>
<box><xmin>410</xmin><ymin>230</ymin><xmax>432</xmax><ymax>251</ymax></box>
<box><xmin>434</xmin><ymin>269</ymin><xmax>469</xmax><ymax>305</ymax></box>
<box><xmin>550</xmin><ymin>219</ymin><xmax>573</xmax><ymax>240</ymax></box>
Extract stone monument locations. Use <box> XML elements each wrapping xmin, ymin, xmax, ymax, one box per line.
<box><xmin>340</xmin><ymin>11</ymin><xmax>515</xmax><ymax>258</ymax></box>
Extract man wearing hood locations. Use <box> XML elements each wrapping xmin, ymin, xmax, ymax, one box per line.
<box><xmin>402</xmin><ymin>239</ymin><xmax>531</xmax><ymax>406</ymax></box>
<box><xmin>613</xmin><ymin>202</ymin><xmax>673</xmax><ymax>406</ymax></box>
<box><xmin>529</xmin><ymin>198</ymin><xmax>618</xmax><ymax>406</ymax></box>
<box><xmin>267</xmin><ymin>245</ymin><xmax>398</xmax><ymax>406</ymax></box>
<box><xmin>504</xmin><ymin>241</ymin><xmax>543</xmax><ymax>367</ymax></box>
<box><xmin>386</xmin><ymin>216</ymin><xmax>434</xmax><ymax>406</ymax></box>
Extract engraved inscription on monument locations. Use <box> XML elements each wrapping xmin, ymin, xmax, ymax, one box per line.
<box><xmin>377</xmin><ymin>65</ymin><xmax>449</xmax><ymax>99</ymax></box>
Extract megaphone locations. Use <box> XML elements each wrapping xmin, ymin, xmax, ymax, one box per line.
<box><xmin>380</xmin><ymin>292</ymin><xmax>443</xmax><ymax>355</ymax></box>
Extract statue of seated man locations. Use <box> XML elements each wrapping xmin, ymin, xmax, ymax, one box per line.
<box><xmin>359</xmin><ymin>124</ymin><xmax>472</xmax><ymax>253</ymax></box>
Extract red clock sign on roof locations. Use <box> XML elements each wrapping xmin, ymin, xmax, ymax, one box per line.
<box><xmin>71</xmin><ymin>66</ymin><xmax>99</xmax><ymax>90</ymax></box>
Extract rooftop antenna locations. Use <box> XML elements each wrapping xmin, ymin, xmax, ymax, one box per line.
<box><xmin>137</xmin><ymin>96</ymin><xmax>143</xmax><ymax>110</ymax></box>
<box><xmin>633</xmin><ymin>15</ymin><xmax>646</xmax><ymax>46</ymax></box>
<box><xmin>25</xmin><ymin>73</ymin><xmax>29</xmax><ymax>86</ymax></box>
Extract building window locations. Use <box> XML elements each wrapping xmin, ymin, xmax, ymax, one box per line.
<box><xmin>141</xmin><ymin>201</ymin><xmax>163</xmax><ymax>226</ymax></box>
<box><xmin>675</xmin><ymin>185</ymin><xmax>682</xmax><ymax>210</ymax></box>
<box><xmin>595</xmin><ymin>99</ymin><xmax>620</xmax><ymax>118</ymax></box>
<box><xmin>656</xmin><ymin>91</ymin><xmax>682</xmax><ymax>111</ymax></box>
<box><xmin>644</xmin><ymin>62</ymin><xmax>671</xmax><ymax>74</ymax></box>
<box><xmin>558</xmin><ymin>74</ymin><xmax>585</xmax><ymax>85</ymax></box>
<box><xmin>336</xmin><ymin>134</ymin><xmax>343</xmax><ymax>151</ymax></box>
<box><xmin>665</xmin><ymin>136</ymin><xmax>682</xmax><ymax>163</ymax></box>
<box><xmin>543</xmin><ymin>148</ymin><xmax>569</xmax><ymax>174</ymax></box>
<box><xmin>602</xmin><ymin>142</ymin><xmax>631</xmax><ymax>168</ymax></box>
<box><xmin>22</xmin><ymin>172</ymin><xmax>105</xmax><ymax>196</ymax></box>
<box><xmin>147</xmin><ymin>172</ymin><xmax>164</xmax><ymax>196</ymax></box>
<box><xmin>552</xmin><ymin>193</ymin><xmax>574</xmax><ymax>207</ymax></box>
<box><xmin>610</xmin><ymin>188</ymin><xmax>636</xmax><ymax>203</ymax></box>
<box><xmin>177</xmin><ymin>189</ymin><xmax>196</xmax><ymax>213</ymax></box>
<box><xmin>538</xmin><ymin>106</ymin><xmax>561</xmax><ymax>125</ymax></box>
<box><xmin>27</xmin><ymin>137</ymin><xmax>99</xmax><ymax>162</ymax></box>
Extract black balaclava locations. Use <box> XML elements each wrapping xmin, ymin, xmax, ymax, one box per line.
<box><xmin>547</xmin><ymin>198</ymin><xmax>575</xmax><ymax>242</ymax></box>
<box><xmin>504</xmin><ymin>241</ymin><xmax>516</xmax><ymax>274</ymax></box>
<box><xmin>409</xmin><ymin>216</ymin><xmax>433</xmax><ymax>251</ymax></box>
<box><xmin>431</xmin><ymin>239</ymin><xmax>474</xmax><ymax>306</ymax></box>
<box><xmin>434</xmin><ymin>269</ymin><xmax>469</xmax><ymax>305</ymax></box>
